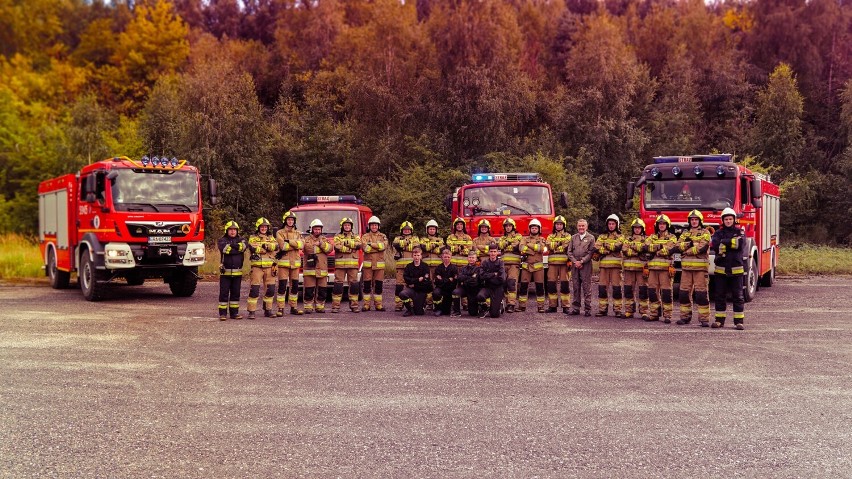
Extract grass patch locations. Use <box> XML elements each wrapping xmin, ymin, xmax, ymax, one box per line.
<box><xmin>0</xmin><ymin>234</ymin><xmax>45</xmax><ymax>279</ymax></box>
<box><xmin>777</xmin><ymin>244</ymin><xmax>852</xmax><ymax>275</ymax></box>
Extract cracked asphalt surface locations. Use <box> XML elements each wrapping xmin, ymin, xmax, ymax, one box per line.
<box><xmin>1</xmin><ymin>276</ymin><xmax>851</xmax><ymax>478</ymax></box>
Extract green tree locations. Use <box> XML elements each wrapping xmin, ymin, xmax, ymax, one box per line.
<box><xmin>751</xmin><ymin>63</ymin><xmax>805</xmax><ymax>180</ymax></box>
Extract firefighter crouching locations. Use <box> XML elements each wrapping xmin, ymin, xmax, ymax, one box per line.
<box><xmin>644</xmin><ymin>214</ymin><xmax>678</xmax><ymax>323</ymax></box>
<box><xmin>446</xmin><ymin>218</ymin><xmax>473</xmax><ymax>268</ymax></box>
<box><xmin>594</xmin><ymin>214</ymin><xmax>625</xmax><ymax>317</ymax></box>
<box><xmin>333</xmin><ymin>217</ymin><xmax>362</xmax><ymax>313</ymax></box>
<box><xmin>545</xmin><ymin>216</ymin><xmax>571</xmax><ymax>313</ymax></box>
<box><xmin>477</xmin><ymin>244</ymin><xmax>506</xmax><ymax>318</ymax></box>
<box><xmin>622</xmin><ymin>218</ymin><xmax>650</xmax><ymax>320</ymax></box>
<box><xmin>399</xmin><ymin>246</ymin><xmax>433</xmax><ymax>317</ymax></box>
<box><xmin>519</xmin><ymin>219</ymin><xmax>547</xmax><ymax>313</ymax></box>
<box><xmin>710</xmin><ymin>207</ymin><xmax>746</xmax><ymax>330</ymax></box>
<box><xmin>498</xmin><ymin>218</ymin><xmax>523</xmax><ymax>313</ymax></box>
<box><xmin>275</xmin><ymin>211</ymin><xmax>304</xmax><ymax>316</ymax></box>
<box><xmin>453</xmin><ymin>250</ymin><xmax>481</xmax><ymax>317</ymax></box>
<box><xmin>361</xmin><ymin>216</ymin><xmax>388</xmax><ymax>312</ymax></box>
<box><xmin>677</xmin><ymin>209</ymin><xmax>712</xmax><ymax>327</ymax></box>
<box><xmin>303</xmin><ymin>219</ymin><xmax>333</xmax><ymax>314</ymax></box>
<box><xmin>247</xmin><ymin>217</ymin><xmax>279</xmax><ymax>319</ymax></box>
<box><xmin>393</xmin><ymin>222</ymin><xmax>421</xmax><ymax>311</ymax></box>
<box><xmin>421</xmin><ymin>219</ymin><xmax>445</xmax><ymax>310</ymax></box>
<box><xmin>432</xmin><ymin>247</ymin><xmax>458</xmax><ymax>316</ymax></box>
<box><xmin>217</xmin><ymin>220</ymin><xmax>246</xmax><ymax>320</ymax></box>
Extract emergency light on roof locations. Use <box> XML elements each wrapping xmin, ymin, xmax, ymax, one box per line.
<box><xmin>653</xmin><ymin>154</ymin><xmax>733</xmax><ymax>164</ymax></box>
<box><xmin>135</xmin><ymin>155</ymin><xmax>186</xmax><ymax>169</ymax></box>
<box><xmin>299</xmin><ymin>195</ymin><xmax>363</xmax><ymax>205</ymax></box>
<box><xmin>471</xmin><ymin>172</ymin><xmax>542</xmax><ymax>183</ymax></box>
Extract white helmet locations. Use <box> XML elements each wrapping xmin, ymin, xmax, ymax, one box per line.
<box><xmin>606</xmin><ymin>213</ymin><xmax>620</xmax><ymax>228</ymax></box>
<box><xmin>310</xmin><ymin>219</ymin><xmax>324</xmax><ymax>229</ymax></box>
<box><xmin>721</xmin><ymin>208</ymin><xmax>737</xmax><ymax>219</ymax></box>
<box><xmin>367</xmin><ymin>216</ymin><xmax>381</xmax><ymax>225</ymax></box>
<box><xmin>529</xmin><ymin>219</ymin><xmax>542</xmax><ymax>229</ymax></box>
<box><xmin>426</xmin><ymin>219</ymin><xmax>439</xmax><ymax>229</ymax></box>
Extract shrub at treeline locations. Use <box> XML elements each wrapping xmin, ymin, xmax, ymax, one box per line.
<box><xmin>1</xmin><ymin>0</ymin><xmax>851</xmax><ymax>243</ymax></box>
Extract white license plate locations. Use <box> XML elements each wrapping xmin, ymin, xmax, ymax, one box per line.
<box><xmin>148</xmin><ymin>236</ymin><xmax>171</xmax><ymax>244</ymax></box>
<box><xmin>672</xmin><ymin>253</ymin><xmax>682</xmax><ymax>262</ymax></box>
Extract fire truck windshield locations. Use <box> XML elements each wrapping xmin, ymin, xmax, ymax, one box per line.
<box><xmin>461</xmin><ymin>185</ymin><xmax>551</xmax><ymax>216</ymax></box>
<box><xmin>295</xmin><ymin>210</ymin><xmax>360</xmax><ymax>235</ymax></box>
<box><xmin>110</xmin><ymin>170</ymin><xmax>199</xmax><ymax>212</ymax></box>
<box><xmin>643</xmin><ymin>179</ymin><xmax>736</xmax><ymax>211</ymax></box>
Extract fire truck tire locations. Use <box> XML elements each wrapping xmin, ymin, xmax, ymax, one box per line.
<box><xmin>169</xmin><ymin>268</ymin><xmax>198</xmax><ymax>297</ymax></box>
<box><xmin>47</xmin><ymin>248</ymin><xmax>70</xmax><ymax>289</ymax></box>
<box><xmin>743</xmin><ymin>256</ymin><xmax>758</xmax><ymax>303</ymax></box>
<box><xmin>759</xmin><ymin>249</ymin><xmax>776</xmax><ymax>287</ymax></box>
<box><xmin>79</xmin><ymin>252</ymin><xmax>105</xmax><ymax>301</ymax></box>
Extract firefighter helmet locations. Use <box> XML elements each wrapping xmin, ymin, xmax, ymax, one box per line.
<box><xmin>224</xmin><ymin>220</ymin><xmax>240</xmax><ymax>232</ymax></box>
<box><xmin>654</xmin><ymin>214</ymin><xmax>671</xmax><ymax>233</ymax></box>
<box><xmin>477</xmin><ymin>219</ymin><xmax>490</xmax><ymax>230</ymax></box>
<box><xmin>368</xmin><ymin>216</ymin><xmax>381</xmax><ymax>226</ymax></box>
<box><xmin>453</xmin><ymin>217</ymin><xmax>467</xmax><ymax>232</ymax></box>
<box><xmin>426</xmin><ymin>219</ymin><xmax>439</xmax><ymax>231</ymax></box>
<box><xmin>529</xmin><ymin>218</ymin><xmax>542</xmax><ymax>231</ymax></box>
<box><xmin>339</xmin><ymin>217</ymin><xmax>354</xmax><ymax>230</ymax></box>
<box><xmin>282</xmin><ymin>210</ymin><xmax>297</xmax><ymax>225</ymax></box>
<box><xmin>310</xmin><ymin>219</ymin><xmax>323</xmax><ymax>229</ymax></box>
<box><xmin>554</xmin><ymin>215</ymin><xmax>566</xmax><ymax>225</ymax></box>
<box><xmin>629</xmin><ymin>218</ymin><xmax>646</xmax><ymax>232</ymax></box>
<box><xmin>503</xmin><ymin>218</ymin><xmax>516</xmax><ymax>229</ymax></box>
<box><xmin>255</xmin><ymin>217</ymin><xmax>271</xmax><ymax>231</ymax></box>
<box><xmin>606</xmin><ymin>214</ymin><xmax>620</xmax><ymax>229</ymax></box>
<box><xmin>687</xmin><ymin>209</ymin><xmax>704</xmax><ymax>225</ymax></box>
<box><xmin>400</xmin><ymin>221</ymin><xmax>414</xmax><ymax>233</ymax></box>
<box><xmin>721</xmin><ymin>208</ymin><xmax>737</xmax><ymax>220</ymax></box>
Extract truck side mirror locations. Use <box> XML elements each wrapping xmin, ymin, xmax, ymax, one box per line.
<box><xmin>208</xmin><ymin>178</ymin><xmax>218</xmax><ymax>206</ymax></box>
<box><xmin>84</xmin><ymin>175</ymin><xmax>97</xmax><ymax>203</ymax></box>
<box><xmin>751</xmin><ymin>178</ymin><xmax>762</xmax><ymax>198</ymax></box>
<box><xmin>624</xmin><ymin>182</ymin><xmax>636</xmax><ymax>211</ymax></box>
<box><xmin>559</xmin><ymin>192</ymin><xmax>569</xmax><ymax>209</ymax></box>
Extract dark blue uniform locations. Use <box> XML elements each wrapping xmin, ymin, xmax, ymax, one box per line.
<box><xmin>710</xmin><ymin>223</ymin><xmax>745</xmax><ymax>328</ymax></box>
<box><xmin>217</xmin><ymin>234</ymin><xmax>247</xmax><ymax>319</ymax></box>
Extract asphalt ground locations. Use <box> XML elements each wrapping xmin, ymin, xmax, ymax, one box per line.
<box><xmin>1</xmin><ymin>276</ymin><xmax>851</xmax><ymax>478</ymax></box>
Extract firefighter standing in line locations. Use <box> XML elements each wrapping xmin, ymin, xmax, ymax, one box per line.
<box><xmin>275</xmin><ymin>211</ymin><xmax>304</xmax><ymax>316</ymax></box>
<box><xmin>399</xmin><ymin>246</ymin><xmax>433</xmax><ymax>317</ymax></box>
<box><xmin>453</xmin><ymin>250</ymin><xmax>481</xmax><ymax>317</ymax></box>
<box><xmin>594</xmin><ymin>214</ymin><xmax>625</xmax><ymax>317</ymax></box>
<box><xmin>247</xmin><ymin>217</ymin><xmax>279</xmax><ymax>319</ymax></box>
<box><xmin>302</xmin><ymin>219</ymin><xmax>333</xmax><ymax>314</ymax></box>
<box><xmin>644</xmin><ymin>214</ymin><xmax>678</xmax><ymax>323</ymax></box>
<box><xmin>477</xmin><ymin>243</ymin><xmax>507</xmax><ymax>318</ymax></box>
<box><xmin>446</xmin><ymin>218</ymin><xmax>473</xmax><ymax>268</ymax></box>
<box><xmin>361</xmin><ymin>216</ymin><xmax>388</xmax><ymax>312</ymax></box>
<box><xmin>217</xmin><ymin>220</ymin><xmax>246</xmax><ymax>320</ymax></box>
<box><xmin>567</xmin><ymin>219</ymin><xmax>595</xmax><ymax>316</ymax></box>
<box><xmin>519</xmin><ymin>219</ymin><xmax>547</xmax><ymax>313</ymax></box>
<box><xmin>546</xmin><ymin>216</ymin><xmax>572</xmax><ymax>313</ymax></box>
<box><xmin>472</xmin><ymin>219</ymin><xmax>494</xmax><ymax>261</ymax></box>
<box><xmin>677</xmin><ymin>209</ymin><xmax>712</xmax><ymax>327</ymax></box>
<box><xmin>498</xmin><ymin>218</ymin><xmax>523</xmax><ymax>313</ymax></box>
<box><xmin>333</xmin><ymin>217</ymin><xmax>362</xmax><ymax>313</ymax></box>
<box><xmin>421</xmin><ymin>219</ymin><xmax>445</xmax><ymax>310</ymax></box>
<box><xmin>393</xmin><ymin>222</ymin><xmax>421</xmax><ymax>311</ymax></box>
<box><xmin>710</xmin><ymin>208</ymin><xmax>746</xmax><ymax>330</ymax></box>
<box><xmin>622</xmin><ymin>218</ymin><xmax>650</xmax><ymax>320</ymax></box>
<box><xmin>432</xmin><ymin>247</ymin><xmax>458</xmax><ymax>316</ymax></box>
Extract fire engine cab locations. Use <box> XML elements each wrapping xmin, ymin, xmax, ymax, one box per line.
<box><xmin>38</xmin><ymin>156</ymin><xmax>217</xmax><ymax>301</ymax></box>
<box><xmin>446</xmin><ymin>172</ymin><xmax>568</xmax><ymax>241</ymax></box>
<box><xmin>625</xmin><ymin>154</ymin><xmax>780</xmax><ymax>301</ymax></box>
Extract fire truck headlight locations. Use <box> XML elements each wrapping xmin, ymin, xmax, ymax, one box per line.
<box><xmin>104</xmin><ymin>243</ymin><xmax>135</xmax><ymax>269</ymax></box>
<box><xmin>183</xmin><ymin>242</ymin><xmax>206</xmax><ymax>266</ymax></box>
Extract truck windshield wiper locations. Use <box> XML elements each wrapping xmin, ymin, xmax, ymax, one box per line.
<box><xmin>124</xmin><ymin>202</ymin><xmax>161</xmax><ymax>212</ymax></box>
<box><xmin>501</xmin><ymin>202</ymin><xmax>532</xmax><ymax>215</ymax></box>
<box><xmin>157</xmin><ymin>203</ymin><xmax>193</xmax><ymax>212</ymax></box>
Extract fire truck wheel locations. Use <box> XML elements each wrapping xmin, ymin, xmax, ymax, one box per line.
<box><xmin>759</xmin><ymin>250</ymin><xmax>776</xmax><ymax>287</ymax></box>
<box><xmin>47</xmin><ymin>248</ymin><xmax>70</xmax><ymax>289</ymax></box>
<box><xmin>744</xmin><ymin>256</ymin><xmax>758</xmax><ymax>303</ymax></box>
<box><xmin>169</xmin><ymin>268</ymin><xmax>198</xmax><ymax>297</ymax></box>
<box><xmin>79</xmin><ymin>252</ymin><xmax>105</xmax><ymax>301</ymax></box>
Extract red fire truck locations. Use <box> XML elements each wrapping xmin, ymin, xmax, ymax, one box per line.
<box><xmin>445</xmin><ymin>172</ymin><xmax>567</xmax><ymax>242</ymax></box>
<box><xmin>625</xmin><ymin>154</ymin><xmax>780</xmax><ymax>301</ymax></box>
<box><xmin>38</xmin><ymin>155</ymin><xmax>217</xmax><ymax>301</ymax></box>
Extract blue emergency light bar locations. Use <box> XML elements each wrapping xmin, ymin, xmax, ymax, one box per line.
<box><xmin>653</xmin><ymin>154</ymin><xmax>733</xmax><ymax>164</ymax></box>
<box><xmin>134</xmin><ymin>155</ymin><xmax>185</xmax><ymax>169</ymax></box>
<box><xmin>299</xmin><ymin>195</ymin><xmax>363</xmax><ymax>205</ymax></box>
<box><xmin>471</xmin><ymin>172</ymin><xmax>542</xmax><ymax>183</ymax></box>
